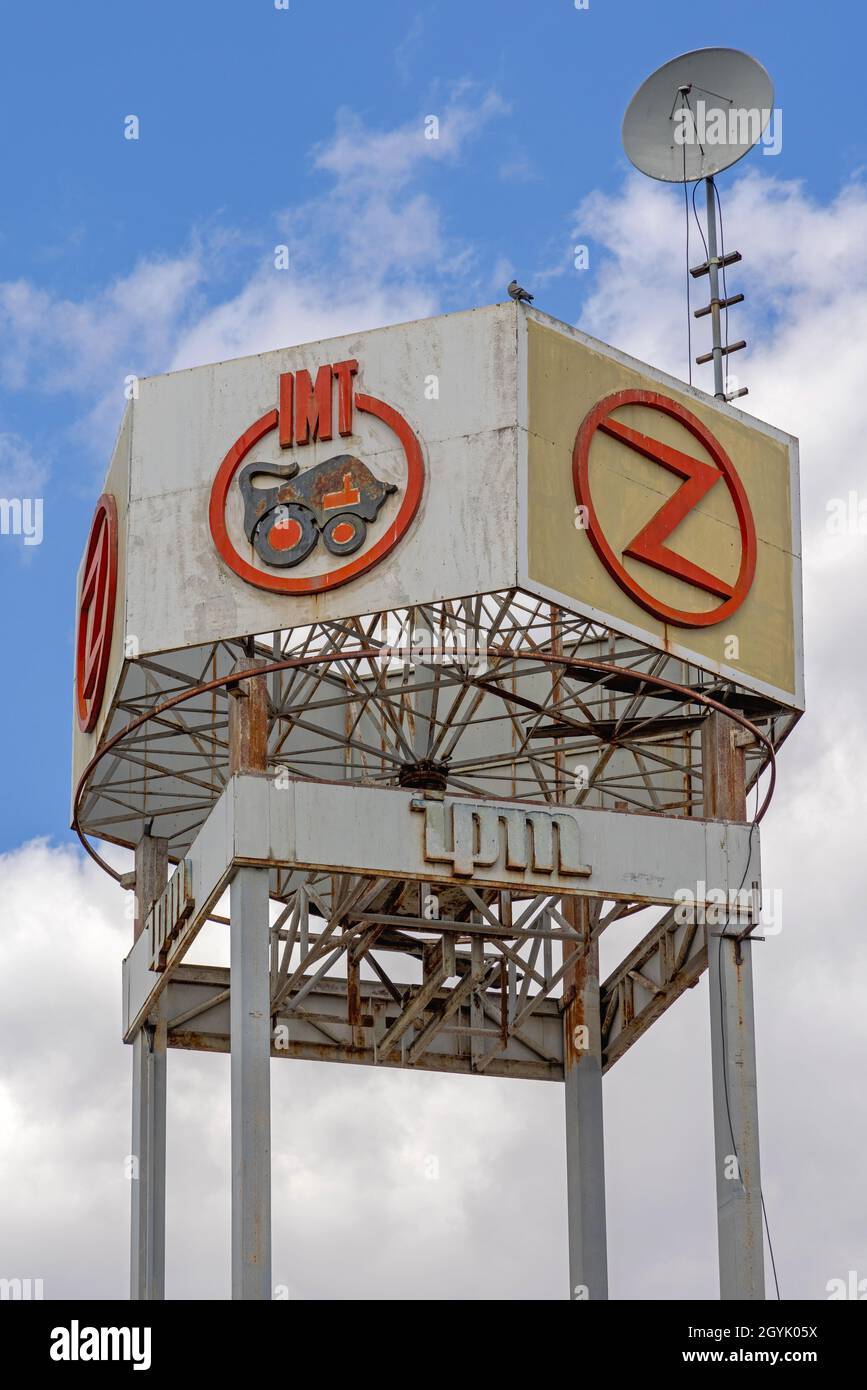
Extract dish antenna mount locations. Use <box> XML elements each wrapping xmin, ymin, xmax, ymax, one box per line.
<box><xmin>623</xmin><ymin>48</ymin><xmax>774</xmax><ymax>401</ymax></box>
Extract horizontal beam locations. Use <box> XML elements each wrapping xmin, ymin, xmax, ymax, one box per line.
<box><xmin>159</xmin><ymin>965</ymin><xmax>564</xmax><ymax>1082</ymax></box>
<box><xmin>121</xmin><ymin>775</ymin><xmax>760</xmax><ymax>1072</ymax></box>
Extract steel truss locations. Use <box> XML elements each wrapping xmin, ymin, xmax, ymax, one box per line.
<box><xmin>159</xmin><ymin>879</ymin><xmax>605</xmax><ymax>1078</ymax></box>
<box><xmin>81</xmin><ymin>589</ymin><xmax>796</xmax><ymax>1078</ymax></box>
<box><xmin>81</xmin><ymin>590</ymin><xmax>794</xmax><ymax>1079</ymax></box>
<box><xmin>158</xmin><ymin>879</ymin><xmax>710</xmax><ymax>1075</ymax></box>
<box><xmin>78</xmin><ymin>587</ymin><xmax>796</xmax><ymax>867</ymax></box>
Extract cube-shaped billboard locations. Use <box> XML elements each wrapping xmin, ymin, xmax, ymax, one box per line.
<box><xmin>73</xmin><ymin>302</ymin><xmax>803</xmax><ymax>797</ymax></box>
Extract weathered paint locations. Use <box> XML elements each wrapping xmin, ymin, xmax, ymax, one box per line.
<box><xmin>73</xmin><ymin>302</ymin><xmax>803</xmax><ymax>807</ymax></box>
<box><xmin>122</xmin><ymin>774</ymin><xmax>761</xmax><ymax>1044</ymax></box>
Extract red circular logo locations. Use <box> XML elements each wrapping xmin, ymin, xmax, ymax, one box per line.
<box><xmin>76</xmin><ymin>494</ymin><xmax>119</xmax><ymax>732</ymax></box>
<box><xmin>573</xmin><ymin>389</ymin><xmax>756</xmax><ymax>628</ymax></box>
<box><xmin>209</xmin><ymin>377</ymin><xmax>424</xmax><ymax>595</ymax></box>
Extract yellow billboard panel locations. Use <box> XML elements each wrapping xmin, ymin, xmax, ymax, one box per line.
<box><xmin>521</xmin><ymin>316</ymin><xmax>803</xmax><ymax>709</ymax></box>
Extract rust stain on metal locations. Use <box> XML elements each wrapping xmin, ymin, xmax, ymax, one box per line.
<box><xmin>346</xmin><ymin>956</ymin><xmax>365</xmax><ymax>1049</ymax></box>
<box><xmin>228</xmin><ymin>658</ymin><xmax>269</xmax><ymax>775</ymax></box>
<box><xmin>561</xmin><ymin>897</ymin><xmax>594</xmax><ymax>1071</ymax></box>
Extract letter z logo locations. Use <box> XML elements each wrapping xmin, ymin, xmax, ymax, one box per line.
<box><xmin>601</xmin><ymin>415</ymin><xmax>733</xmax><ymax>599</ymax></box>
<box><xmin>573</xmin><ymin>390</ymin><xmax>756</xmax><ymax>628</ymax></box>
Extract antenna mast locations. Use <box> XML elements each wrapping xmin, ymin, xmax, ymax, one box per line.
<box><xmin>691</xmin><ymin>176</ymin><xmax>747</xmax><ymax>401</ymax></box>
<box><xmin>622</xmin><ymin>47</ymin><xmax>774</xmax><ymax>403</ymax></box>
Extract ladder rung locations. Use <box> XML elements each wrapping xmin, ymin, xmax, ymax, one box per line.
<box><xmin>689</xmin><ymin>250</ymin><xmax>743</xmax><ymax>278</ymax></box>
<box><xmin>693</xmin><ymin>293</ymin><xmax>745</xmax><ymax>319</ymax></box>
<box><xmin>695</xmin><ymin>340</ymin><xmax>746</xmax><ymax>366</ymax></box>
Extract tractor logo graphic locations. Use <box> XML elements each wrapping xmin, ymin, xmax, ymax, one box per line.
<box><xmin>208</xmin><ymin>358</ymin><xmax>424</xmax><ymax>595</ymax></box>
<box><xmin>239</xmin><ymin>455</ymin><xmax>397</xmax><ymax>568</ymax></box>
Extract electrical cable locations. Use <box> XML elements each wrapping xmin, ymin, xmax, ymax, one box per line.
<box><xmin>690</xmin><ymin>180</ymin><xmax>712</xmax><ymax>389</ymax></box>
<box><xmin>691</xmin><ymin>178</ymin><xmax>709</xmax><ymax>261</ymax></box>
<box><xmin>715</xmin><ymin>773</ymin><xmax>781</xmax><ymax>1298</ymax></box>
<box><xmin>683</xmin><ymin>132</ymin><xmax>692</xmax><ymax>385</ymax></box>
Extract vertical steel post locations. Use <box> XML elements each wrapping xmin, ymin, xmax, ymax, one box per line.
<box><xmin>229</xmin><ymin>658</ymin><xmax>272</xmax><ymax>1300</ymax></box>
<box><xmin>562</xmin><ymin>897</ymin><xmax>608</xmax><ymax>1300</ymax></box>
<box><xmin>705</xmin><ymin>176</ymin><xmax>725</xmax><ymax>401</ymax></box>
<box><xmin>231</xmin><ymin>865</ymin><xmax>272</xmax><ymax>1299</ymax></box>
<box><xmin>703</xmin><ymin>711</ymin><xmax>765</xmax><ymax>1300</ymax></box>
<box><xmin>130</xmin><ymin>832</ymin><xmax>168</xmax><ymax>1301</ymax></box>
<box><xmin>148</xmin><ymin>994</ymin><xmax>167</xmax><ymax>1299</ymax></box>
<box><xmin>130</xmin><ymin>1027</ymin><xmax>152</xmax><ymax>1300</ymax></box>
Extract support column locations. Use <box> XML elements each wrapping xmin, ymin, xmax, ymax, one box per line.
<box><xmin>702</xmin><ymin>711</ymin><xmax>765</xmax><ymax>1300</ymax></box>
<box><xmin>562</xmin><ymin>897</ymin><xmax>608</xmax><ymax>1300</ymax></box>
<box><xmin>130</xmin><ymin>1027</ymin><xmax>151</xmax><ymax>1300</ymax></box>
<box><xmin>229</xmin><ymin>657</ymin><xmax>272</xmax><ymax>1300</ymax></box>
<box><xmin>130</xmin><ymin>831</ymin><xmax>168</xmax><ymax>1301</ymax></box>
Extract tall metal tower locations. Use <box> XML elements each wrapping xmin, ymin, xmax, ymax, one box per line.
<box><xmin>73</xmin><ymin>301</ymin><xmax>802</xmax><ymax>1299</ymax></box>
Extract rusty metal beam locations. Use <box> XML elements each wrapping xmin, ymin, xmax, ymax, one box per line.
<box><xmin>376</xmin><ymin>937</ymin><xmax>456</xmax><ymax>1059</ymax></box>
<box><xmin>162</xmin><ymin>965</ymin><xmax>563</xmax><ymax>1081</ymax></box>
<box><xmin>600</xmin><ymin>907</ymin><xmax>707</xmax><ymax>1072</ymax></box>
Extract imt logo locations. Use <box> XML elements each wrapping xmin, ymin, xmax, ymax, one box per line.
<box><xmin>209</xmin><ymin>359</ymin><xmax>424</xmax><ymax>595</ymax></box>
<box><xmin>49</xmin><ymin>1320</ymin><xmax>152</xmax><ymax>1371</ymax></box>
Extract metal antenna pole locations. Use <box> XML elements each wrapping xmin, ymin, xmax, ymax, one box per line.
<box><xmin>704</xmin><ymin>177</ymin><xmax>725</xmax><ymax>400</ymax></box>
<box><xmin>691</xmin><ymin>178</ymin><xmax>747</xmax><ymax>399</ymax></box>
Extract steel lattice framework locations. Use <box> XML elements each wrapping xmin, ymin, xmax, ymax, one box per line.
<box><xmin>79</xmin><ymin>590</ymin><xmax>796</xmax><ymax>1079</ymax></box>
<box><xmin>78</xmin><ymin>588</ymin><xmax>794</xmax><ymax>862</ymax></box>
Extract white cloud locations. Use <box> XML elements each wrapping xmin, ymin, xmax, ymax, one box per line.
<box><xmin>168</xmin><ymin>275</ymin><xmax>437</xmax><ymax>377</ymax></box>
<box><xmin>313</xmin><ymin>87</ymin><xmax>508</xmax><ymax>187</ymax></box>
<box><xmin>169</xmin><ymin>88</ymin><xmax>508</xmax><ymax>382</ymax></box>
<box><xmin>0</xmin><ymin>255</ymin><xmax>204</xmax><ymax>396</ymax></box>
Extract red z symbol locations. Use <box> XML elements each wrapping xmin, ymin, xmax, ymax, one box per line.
<box><xmin>599</xmin><ymin>416</ymin><xmax>733</xmax><ymax>599</ymax></box>
<box><xmin>572</xmin><ymin>390</ymin><xmax>757</xmax><ymax>629</ymax></box>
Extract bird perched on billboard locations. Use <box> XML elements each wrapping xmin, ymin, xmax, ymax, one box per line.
<box><xmin>507</xmin><ymin>279</ymin><xmax>534</xmax><ymax>304</ymax></box>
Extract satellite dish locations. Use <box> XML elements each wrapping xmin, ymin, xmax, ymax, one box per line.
<box><xmin>622</xmin><ymin>48</ymin><xmax>773</xmax><ymax>183</ymax></box>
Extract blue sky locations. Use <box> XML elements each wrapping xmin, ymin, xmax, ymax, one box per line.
<box><xmin>0</xmin><ymin>0</ymin><xmax>860</xmax><ymax>850</ymax></box>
